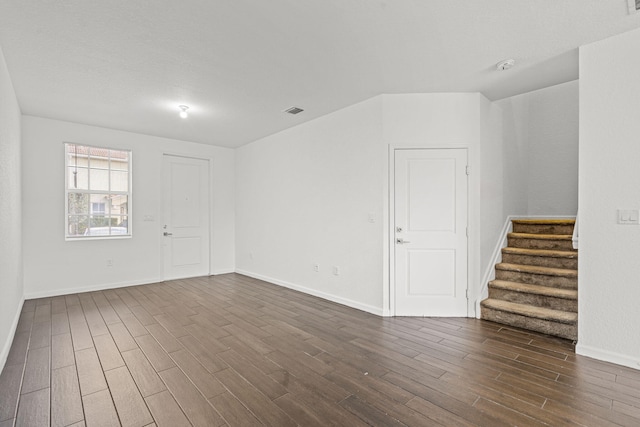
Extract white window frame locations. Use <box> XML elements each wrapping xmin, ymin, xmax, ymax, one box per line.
<box><xmin>64</xmin><ymin>142</ymin><xmax>133</xmax><ymax>240</ymax></box>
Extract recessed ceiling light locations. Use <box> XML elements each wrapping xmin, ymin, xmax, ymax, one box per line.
<box><xmin>496</xmin><ymin>59</ymin><xmax>515</xmax><ymax>71</ymax></box>
<box><xmin>179</xmin><ymin>105</ymin><xmax>189</xmax><ymax>118</ymax></box>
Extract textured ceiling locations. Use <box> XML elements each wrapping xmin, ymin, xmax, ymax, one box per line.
<box><xmin>1</xmin><ymin>1</ymin><xmax>639</xmax><ymax>148</ymax></box>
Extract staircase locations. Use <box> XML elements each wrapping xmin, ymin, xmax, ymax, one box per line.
<box><xmin>480</xmin><ymin>219</ymin><xmax>578</xmax><ymax>340</ymax></box>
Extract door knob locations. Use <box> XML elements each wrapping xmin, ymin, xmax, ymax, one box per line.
<box><xmin>163</xmin><ymin>232</ymin><xmax>173</xmax><ymax>236</ymax></box>
<box><xmin>396</xmin><ymin>238</ymin><xmax>411</xmax><ymax>244</ymax></box>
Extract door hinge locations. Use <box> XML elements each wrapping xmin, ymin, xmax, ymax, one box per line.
<box><xmin>465</xmin><ymin>165</ymin><xmax>470</xmax><ymax>175</ymax></box>
<box><xmin>465</xmin><ymin>289</ymin><xmax>469</xmax><ymax>299</ymax></box>
<box><xmin>466</xmin><ymin>227</ymin><xmax>469</xmax><ymax>237</ymax></box>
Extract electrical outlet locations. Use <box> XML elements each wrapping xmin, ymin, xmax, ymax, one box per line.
<box><xmin>617</xmin><ymin>209</ymin><xmax>639</xmax><ymax>225</ymax></box>
<box><xmin>314</xmin><ymin>263</ymin><xmax>320</xmax><ymax>272</ymax></box>
<box><xmin>333</xmin><ymin>266</ymin><xmax>340</xmax><ymax>276</ymax></box>
<box><xmin>106</xmin><ymin>258</ymin><xmax>113</xmax><ymax>267</ymax></box>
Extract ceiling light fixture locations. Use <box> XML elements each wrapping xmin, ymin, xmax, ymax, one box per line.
<box><xmin>178</xmin><ymin>105</ymin><xmax>189</xmax><ymax>118</ymax></box>
<box><xmin>496</xmin><ymin>59</ymin><xmax>515</xmax><ymax>71</ymax></box>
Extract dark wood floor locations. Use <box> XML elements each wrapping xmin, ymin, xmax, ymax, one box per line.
<box><xmin>1</xmin><ymin>274</ymin><xmax>640</xmax><ymax>426</ymax></box>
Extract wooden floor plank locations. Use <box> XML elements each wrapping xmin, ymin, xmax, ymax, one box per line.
<box><xmin>209</xmin><ymin>391</ymin><xmax>263</xmax><ymax>426</ymax></box>
<box><xmin>93</xmin><ymin>334</ymin><xmax>126</xmax><ymax>372</ymax></box>
<box><xmin>144</xmin><ymin>390</ymin><xmax>191</xmax><ymax>427</ymax></box>
<box><xmin>176</xmin><ymin>334</ymin><xmax>229</xmax><ymax>374</ymax></box>
<box><xmin>33</xmin><ymin>304</ymin><xmax>51</xmax><ymax>324</ymax></box>
<box><xmin>80</xmin><ymin>299</ymin><xmax>110</xmax><ymax>337</ymax></box>
<box><xmin>104</xmin><ymin>366</ymin><xmax>154</xmax><ymax>427</ymax></box>
<box><xmin>51</xmin><ymin>312</ymin><xmax>71</xmax><ymax>336</ymax></box>
<box><xmin>145</xmin><ymin>323</ymin><xmax>183</xmax><ymax>353</ymax></box>
<box><xmin>273</xmin><ymin>393</ymin><xmax>327</xmax><ymax>427</ymax></box>
<box><xmin>5</xmin><ymin>331</ymin><xmax>29</xmax><ymax>367</ymax></box>
<box><xmin>158</xmin><ymin>366</ymin><xmax>226</xmax><ymax>427</ymax></box>
<box><xmin>107</xmin><ymin>322</ymin><xmax>138</xmax><ymax>353</ymax></box>
<box><xmin>215</xmin><ymin>368</ymin><xmax>297</xmax><ymax>427</ymax></box>
<box><xmin>67</xmin><ymin>305</ymin><xmax>94</xmax><ymax>352</ymax></box>
<box><xmin>169</xmin><ymin>349</ymin><xmax>226</xmax><ymax>399</ymax></box>
<box><xmin>82</xmin><ymin>389</ymin><xmax>120</xmax><ymax>427</ymax></box>
<box><xmin>50</xmin><ymin>296</ymin><xmax>67</xmax><ymax>315</ymax></box>
<box><xmin>0</xmin><ymin>363</ymin><xmax>23</xmax><ymax>422</ymax></box>
<box><xmin>121</xmin><ymin>348</ymin><xmax>166</xmax><ymax>397</ymax></box>
<box><xmin>92</xmin><ymin>292</ymin><xmax>121</xmax><ymax>325</ymax></box>
<box><xmin>217</xmin><ymin>349</ymin><xmax>288</xmax><ymax>400</ymax></box>
<box><xmin>339</xmin><ymin>394</ymin><xmax>408</xmax><ymax>426</ymax></box>
<box><xmin>135</xmin><ymin>334</ymin><xmax>175</xmax><ymax>372</ymax></box>
<box><xmin>16</xmin><ymin>388</ymin><xmax>49</xmax><ymax>427</ymax></box>
<box><xmin>405</xmin><ymin>396</ymin><xmax>477</xmax><ymax>427</ymax></box>
<box><xmin>51</xmin><ymin>365</ymin><xmax>84</xmax><ymax>427</ymax></box>
<box><xmin>75</xmin><ymin>347</ymin><xmax>108</xmax><ymax>396</ymax></box>
<box><xmin>29</xmin><ymin>321</ymin><xmax>51</xmax><ymax>350</ymax></box>
<box><xmin>3</xmin><ymin>273</ymin><xmax>640</xmax><ymax>427</ymax></box>
<box><xmin>119</xmin><ymin>313</ymin><xmax>149</xmax><ymax>338</ymax></box>
<box><xmin>21</xmin><ymin>346</ymin><xmax>50</xmax><ymax>394</ymax></box>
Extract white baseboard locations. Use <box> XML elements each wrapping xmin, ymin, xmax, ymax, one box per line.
<box><xmin>0</xmin><ymin>296</ymin><xmax>25</xmax><ymax>374</ymax></box>
<box><xmin>211</xmin><ymin>269</ymin><xmax>235</xmax><ymax>276</ymax></box>
<box><xmin>24</xmin><ymin>277</ymin><xmax>162</xmax><ymax>300</ymax></box>
<box><xmin>476</xmin><ymin>215</ymin><xmax>515</xmax><ymax>318</ymax></box>
<box><xmin>235</xmin><ymin>269</ymin><xmax>384</xmax><ymax>316</ymax></box>
<box><xmin>576</xmin><ymin>343</ymin><xmax>640</xmax><ymax>371</ymax></box>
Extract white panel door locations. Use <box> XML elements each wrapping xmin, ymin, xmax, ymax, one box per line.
<box><xmin>162</xmin><ymin>155</ymin><xmax>210</xmax><ymax>280</ymax></box>
<box><xmin>394</xmin><ymin>148</ymin><xmax>468</xmax><ymax>316</ymax></box>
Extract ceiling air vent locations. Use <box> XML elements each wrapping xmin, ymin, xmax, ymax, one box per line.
<box><xmin>627</xmin><ymin>0</ymin><xmax>639</xmax><ymax>13</ymax></box>
<box><xmin>283</xmin><ymin>106</ymin><xmax>304</xmax><ymax>115</ymax></box>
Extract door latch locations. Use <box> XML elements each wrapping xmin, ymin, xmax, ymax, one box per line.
<box><xmin>396</xmin><ymin>238</ymin><xmax>411</xmax><ymax>244</ymax></box>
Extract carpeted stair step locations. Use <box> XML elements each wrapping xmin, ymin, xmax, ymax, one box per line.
<box><xmin>511</xmin><ymin>219</ymin><xmax>575</xmax><ymax>235</ymax></box>
<box><xmin>488</xmin><ymin>280</ymin><xmax>577</xmax><ymax>312</ymax></box>
<box><xmin>507</xmin><ymin>232</ymin><xmax>576</xmax><ymax>251</ymax></box>
<box><xmin>480</xmin><ymin>299</ymin><xmax>577</xmax><ymax>340</ymax></box>
<box><xmin>501</xmin><ymin>247</ymin><xmax>578</xmax><ymax>270</ymax></box>
<box><xmin>495</xmin><ymin>263</ymin><xmax>577</xmax><ymax>289</ymax></box>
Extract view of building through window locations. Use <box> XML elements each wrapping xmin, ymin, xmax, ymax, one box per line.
<box><xmin>65</xmin><ymin>143</ymin><xmax>131</xmax><ymax>238</ymax></box>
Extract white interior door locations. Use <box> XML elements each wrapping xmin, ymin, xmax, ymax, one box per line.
<box><xmin>394</xmin><ymin>148</ymin><xmax>468</xmax><ymax>316</ymax></box>
<box><xmin>162</xmin><ymin>155</ymin><xmax>210</xmax><ymax>280</ymax></box>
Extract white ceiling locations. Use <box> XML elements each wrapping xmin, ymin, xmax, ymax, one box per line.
<box><xmin>1</xmin><ymin>1</ymin><xmax>639</xmax><ymax>148</ymax></box>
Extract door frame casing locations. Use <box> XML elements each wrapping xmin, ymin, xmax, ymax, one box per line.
<box><xmin>386</xmin><ymin>143</ymin><xmax>480</xmax><ymax>317</ymax></box>
<box><xmin>160</xmin><ymin>152</ymin><xmax>214</xmax><ymax>281</ymax></box>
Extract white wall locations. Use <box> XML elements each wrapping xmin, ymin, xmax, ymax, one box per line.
<box><xmin>497</xmin><ymin>81</ymin><xmax>579</xmax><ymax>216</ymax></box>
<box><xmin>236</xmin><ymin>93</ymin><xmax>501</xmax><ymax>315</ymax></box>
<box><xmin>22</xmin><ymin>116</ymin><xmax>235</xmax><ymax>297</ymax></box>
<box><xmin>236</xmin><ymin>97</ymin><xmax>385</xmax><ymax>314</ymax></box>
<box><xmin>578</xmin><ymin>27</ymin><xmax>640</xmax><ymax>369</ymax></box>
<box><xmin>479</xmin><ymin>97</ymin><xmax>506</xmax><ymax>282</ymax></box>
<box><xmin>0</xmin><ymin>45</ymin><xmax>23</xmax><ymax>371</ymax></box>
<box><xmin>496</xmin><ymin>93</ymin><xmax>530</xmax><ymax>216</ymax></box>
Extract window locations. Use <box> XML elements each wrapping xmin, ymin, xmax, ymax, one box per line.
<box><xmin>65</xmin><ymin>143</ymin><xmax>132</xmax><ymax>239</ymax></box>
<box><xmin>91</xmin><ymin>202</ymin><xmax>106</xmax><ymax>215</ymax></box>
